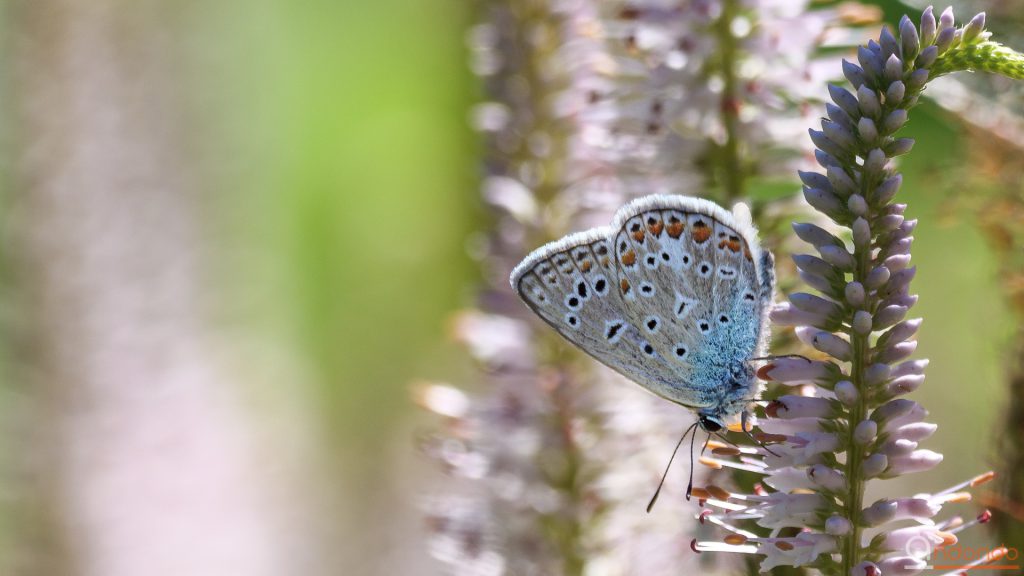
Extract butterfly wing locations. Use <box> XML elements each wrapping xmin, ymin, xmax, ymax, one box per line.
<box><xmin>611</xmin><ymin>195</ymin><xmax>769</xmax><ymax>365</ymax></box>
<box><xmin>510</xmin><ymin>227</ymin><xmax>714</xmax><ymax>408</ymax></box>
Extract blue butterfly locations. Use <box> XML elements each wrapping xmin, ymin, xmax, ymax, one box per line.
<box><xmin>510</xmin><ymin>194</ymin><xmax>775</xmax><ymax>439</ymax></box>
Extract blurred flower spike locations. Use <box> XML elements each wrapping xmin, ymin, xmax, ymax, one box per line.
<box><xmin>422</xmin><ymin>0</ymin><xmax>876</xmax><ymax>572</ymax></box>
<box><xmin>691</xmin><ymin>7</ymin><xmax>1024</xmax><ymax>574</ymax></box>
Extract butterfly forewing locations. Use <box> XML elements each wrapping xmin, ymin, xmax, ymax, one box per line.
<box><xmin>513</xmin><ymin>233</ymin><xmax>713</xmax><ymax>407</ymax></box>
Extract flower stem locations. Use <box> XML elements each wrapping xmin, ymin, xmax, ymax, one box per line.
<box><xmin>843</xmin><ymin>247</ymin><xmax>872</xmax><ymax>575</ymax></box>
<box><xmin>931</xmin><ymin>40</ymin><xmax>1024</xmax><ymax>79</ymax></box>
<box><xmin>714</xmin><ymin>0</ymin><xmax>745</xmax><ymax>203</ymax></box>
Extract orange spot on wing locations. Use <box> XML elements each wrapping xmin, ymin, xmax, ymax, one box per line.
<box><xmin>620</xmin><ymin>279</ymin><xmax>631</xmax><ymax>294</ymax></box>
<box><xmin>600</xmin><ymin>257</ymin><xmax>610</xmax><ymax>267</ymax></box>
<box><xmin>666</xmin><ymin>220</ymin><xmax>684</xmax><ymax>238</ymax></box>
<box><xmin>648</xmin><ymin>221</ymin><xmax>664</xmax><ymax>236</ymax></box>
<box><xmin>631</xmin><ymin>230</ymin><xmax>646</xmax><ymax>242</ymax></box>
<box><xmin>580</xmin><ymin>261</ymin><xmax>593</xmax><ymax>273</ymax></box>
<box><xmin>621</xmin><ymin>249</ymin><xmax>637</xmax><ymax>266</ymax></box>
<box><xmin>718</xmin><ymin>236</ymin><xmax>742</xmax><ymax>253</ymax></box>
<box><xmin>692</xmin><ymin>221</ymin><xmax>711</xmax><ymax>243</ymax></box>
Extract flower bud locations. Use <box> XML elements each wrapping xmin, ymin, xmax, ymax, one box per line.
<box><xmin>811</xmin><ymin>331</ymin><xmax>852</xmax><ymax>361</ymax></box>
<box><xmin>884</xmin><ymin>54</ymin><xmax>903</xmax><ymax>82</ymax></box>
<box><xmin>863</xmin><ymin>453</ymin><xmax>889</xmax><ymax>478</ymax></box>
<box><xmin>845</xmin><ymin>282</ymin><xmax>865</xmax><ymax>307</ymax></box>
<box><xmin>871</xmin><ymin>399</ymin><xmax>918</xmax><ymax>424</ymax></box>
<box><xmin>852</xmin><ymin>310</ymin><xmax>873</xmax><ymax>335</ymax></box>
<box><xmin>862</xmin><ymin>498</ymin><xmax>897</xmax><ymax>526</ymax></box>
<box><xmin>809</xmin><ymin>465</ymin><xmax>847</xmax><ymax>492</ymax></box>
<box><xmin>820</xmin><ymin>245</ymin><xmax>855</xmax><ymax>270</ymax></box>
<box><xmin>852</xmin><ymin>217</ymin><xmax>871</xmax><ymax>247</ymax></box>
<box><xmin>826</xmin><ymin>515</ymin><xmax>852</xmax><ymax>535</ymax></box>
<box><xmin>834</xmin><ymin>380</ymin><xmax>858</xmax><ymax>406</ymax></box>
<box><xmin>920</xmin><ymin>6</ymin><xmax>937</xmax><ymax>46</ymax></box>
<box><xmin>899</xmin><ymin>14</ymin><xmax>920</xmax><ymax>61</ymax></box>
<box><xmin>768</xmin><ymin>396</ymin><xmax>836</xmax><ymax>419</ymax></box>
<box><xmin>857</xmin><ymin>85</ymin><xmax>882</xmax><ymax>118</ymax></box>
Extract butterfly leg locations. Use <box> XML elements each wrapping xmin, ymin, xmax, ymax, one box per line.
<box><xmin>758</xmin><ymin>250</ymin><xmax>776</xmax><ymax>305</ymax></box>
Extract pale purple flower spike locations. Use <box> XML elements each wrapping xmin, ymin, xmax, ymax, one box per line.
<box><xmin>691</xmin><ymin>7</ymin><xmax>1000</xmax><ymax>575</ymax></box>
<box><xmin>423</xmin><ymin>0</ymin><xmax>867</xmax><ymax>573</ymax></box>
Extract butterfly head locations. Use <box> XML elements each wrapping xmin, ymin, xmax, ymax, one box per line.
<box><xmin>697</xmin><ymin>413</ymin><xmax>723</xmax><ymax>432</ymax></box>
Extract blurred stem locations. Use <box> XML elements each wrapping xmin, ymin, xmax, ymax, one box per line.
<box><xmin>550</xmin><ymin>374</ymin><xmax>586</xmax><ymax>576</ymax></box>
<box><xmin>714</xmin><ymin>0</ymin><xmax>745</xmax><ymax>204</ymax></box>
<box><xmin>990</xmin><ymin>333</ymin><xmax>1024</xmax><ymax>547</ymax></box>
<box><xmin>506</xmin><ymin>1</ymin><xmax>588</xmax><ymax>572</ymax></box>
<box><xmin>965</xmin><ymin>134</ymin><xmax>1024</xmax><ymax>549</ymax></box>
<box><xmin>515</xmin><ymin>0</ymin><xmax>567</xmax><ymax>232</ymax></box>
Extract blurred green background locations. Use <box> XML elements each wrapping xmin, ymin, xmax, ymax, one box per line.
<box><xmin>189</xmin><ymin>0</ymin><xmax>478</xmax><ymax>464</ymax></box>
<box><xmin>1</xmin><ymin>0</ymin><xmax>1020</xmax><ymax>574</ymax></box>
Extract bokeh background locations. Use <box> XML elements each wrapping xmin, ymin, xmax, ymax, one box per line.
<box><xmin>0</xmin><ymin>0</ymin><xmax>1022</xmax><ymax>575</ymax></box>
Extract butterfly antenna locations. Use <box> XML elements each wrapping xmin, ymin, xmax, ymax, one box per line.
<box><xmin>741</xmin><ymin>409</ymin><xmax>780</xmax><ymax>457</ymax></box>
<box><xmin>713</xmin><ymin>431</ymin><xmax>739</xmax><ymax>447</ymax></box>
<box><xmin>749</xmin><ymin>354</ymin><xmax>813</xmax><ymax>363</ymax></box>
<box><xmin>685</xmin><ymin>421</ymin><xmax>699</xmax><ymax>500</ymax></box>
<box><xmin>747</xmin><ymin>428</ymin><xmax>781</xmax><ymax>457</ymax></box>
<box><xmin>646</xmin><ymin>421</ymin><xmax>698</xmax><ymax>513</ymax></box>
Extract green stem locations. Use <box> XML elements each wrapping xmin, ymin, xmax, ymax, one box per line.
<box><xmin>932</xmin><ymin>40</ymin><xmax>1024</xmax><ymax>79</ymax></box>
<box><xmin>713</xmin><ymin>0</ymin><xmax>745</xmax><ymax>203</ymax></box>
<box><xmin>842</xmin><ymin>249</ymin><xmax>871</xmax><ymax>575</ymax></box>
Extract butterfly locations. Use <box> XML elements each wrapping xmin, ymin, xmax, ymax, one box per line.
<box><xmin>509</xmin><ymin>194</ymin><xmax>775</xmax><ymax>438</ymax></box>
